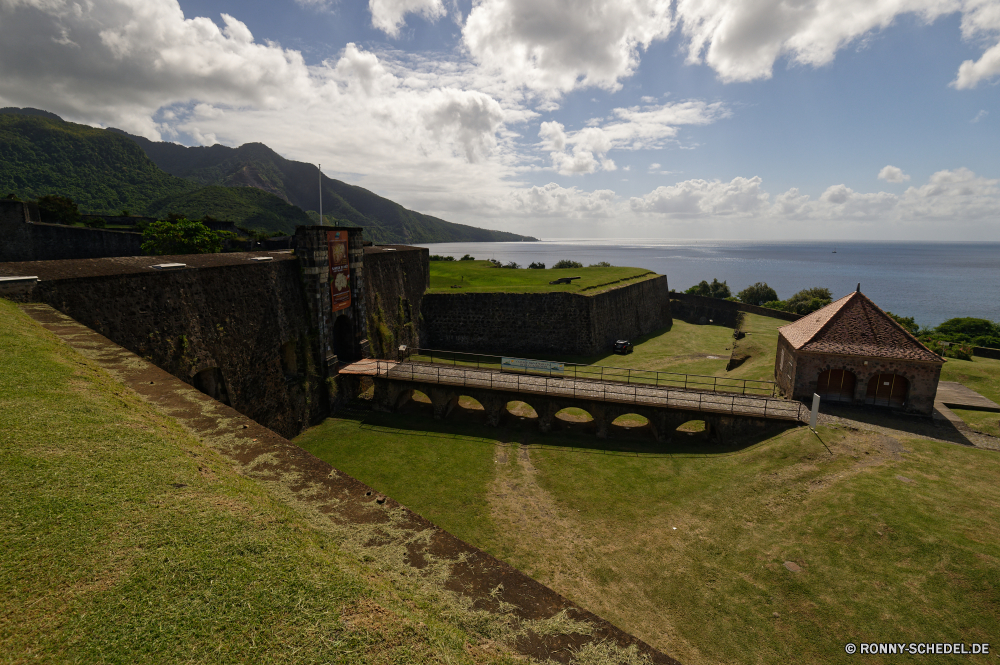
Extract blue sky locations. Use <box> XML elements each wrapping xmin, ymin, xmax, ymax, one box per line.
<box><xmin>1</xmin><ymin>0</ymin><xmax>999</xmax><ymax>239</ymax></box>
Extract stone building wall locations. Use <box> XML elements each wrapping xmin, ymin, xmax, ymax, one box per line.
<box><xmin>782</xmin><ymin>347</ymin><xmax>942</xmax><ymax>415</ymax></box>
<box><xmin>363</xmin><ymin>245</ymin><xmax>429</xmax><ymax>358</ymax></box>
<box><xmin>420</xmin><ymin>275</ymin><xmax>671</xmax><ymax>356</ymax></box>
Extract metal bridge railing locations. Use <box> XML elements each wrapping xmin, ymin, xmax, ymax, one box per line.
<box><xmin>373</xmin><ymin>357</ymin><xmax>806</xmax><ymax>422</ymax></box>
<box><xmin>400</xmin><ymin>347</ymin><xmax>779</xmax><ymax>398</ymax></box>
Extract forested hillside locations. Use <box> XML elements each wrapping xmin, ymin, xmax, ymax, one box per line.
<box><xmin>1</xmin><ymin>108</ymin><xmax>537</xmax><ymax>242</ymax></box>
<box><xmin>119</xmin><ymin>131</ymin><xmax>536</xmax><ymax>243</ymax></box>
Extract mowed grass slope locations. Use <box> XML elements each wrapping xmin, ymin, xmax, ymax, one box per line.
<box><xmin>298</xmin><ymin>405</ymin><xmax>1000</xmax><ymax>665</ymax></box>
<box><xmin>0</xmin><ymin>299</ymin><xmax>527</xmax><ymax>664</ymax></box>
<box><xmin>940</xmin><ymin>355</ymin><xmax>1000</xmax><ymax>437</ymax></box>
<box><xmin>428</xmin><ymin>260</ymin><xmax>657</xmax><ymax>295</ymax></box>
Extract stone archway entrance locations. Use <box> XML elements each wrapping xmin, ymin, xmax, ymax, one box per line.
<box><xmin>817</xmin><ymin>369</ymin><xmax>856</xmax><ymax>402</ymax></box>
<box><xmin>333</xmin><ymin>314</ymin><xmax>354</xmax><ymax>363</ymax></box>
<box><xmin>865</xmin><ymin>373</ymin><xmax>909</xmax><ymax>408</ymax></box>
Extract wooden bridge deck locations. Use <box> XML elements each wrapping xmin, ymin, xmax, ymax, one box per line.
<box><xmin>341</xmin><ymin>359</ymin><xmax>806</xmax><ymax>422</ymax></box>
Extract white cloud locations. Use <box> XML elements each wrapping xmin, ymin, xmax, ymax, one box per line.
<box><xmin>462</xmin><ymin>0</ymin><xmax>674</xmax><ymax>95</ymax></box>
<box><xmin>539</xmin><ymin>100</ymin><xmax>727</xmax><ymax>175</ymax></box>
<box><xmin>972</xmin><ymin>109</ymin><xmax>989</xmax><ymax>122</ymax></box>
<box><xmin>504</xmin><ymin>183</ymin><xmax>618</xmax><ymax>217</ymax></box>
<box><xmin>878</xmin><ymin>165</ymin><xmax>911</xmax><ymax>183</ymax></box>
<box><xmin>630</xmin><ymin>176</ymin><xmax>769</xmax><ymax>215</ymax></box>
<box><xmin>952</xmin><ymin>0</ymin><xmax>1000</xmax><ymax>88</ymax></box>
<box><xmin>369</xmin><ymin>0</ymin><xmax>447</xmax><ymax>38</ymax></box>
<box><xmin>0</xmin><ymin>0</ymin><xmax>312</xmax><ymax>137</ymax></box>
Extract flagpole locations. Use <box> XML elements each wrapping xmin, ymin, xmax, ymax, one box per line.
<box><xmin>318</xmin><ymin>163</ymin><xmax>323</xmax><ymax>226</ymax></box>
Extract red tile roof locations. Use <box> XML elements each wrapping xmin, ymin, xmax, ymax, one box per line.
<box><xmin>778</xmin><ymin>290</ymin><xmax>943</xmax><ymax>363</ymax></box>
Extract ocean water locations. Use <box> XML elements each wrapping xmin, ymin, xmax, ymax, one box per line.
<box><xmin>415</xmin><ymin>239</ymin><xmax>1000</xmax><ymax>328</ymax></box>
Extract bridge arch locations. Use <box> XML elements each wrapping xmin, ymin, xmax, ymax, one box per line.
<box><xmin>506</xmin><ymin>400</ymin><xmax>538</xmax><ymax>419</ymax></box>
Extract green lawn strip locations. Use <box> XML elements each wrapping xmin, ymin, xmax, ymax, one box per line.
<box><xmin>940</xmin><ymin>355</ymin><xmax>1000</xmax><ymax>434</ymax></box>
<box><xmin>0</xmin><ymin>300</ymin><xmax>525</xmax><ymax>664</ymax></box>
<box><xmin>294</xmin><ymin>408</ymin><xmax>504</xmax><ymax>551</ymax></box>
<box><xmin>427</xmin><ymin>261</ymin><xmax>657</xmax><ymax>294</ymax></box>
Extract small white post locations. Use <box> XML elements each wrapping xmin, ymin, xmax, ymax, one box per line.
<box><xmin>810</xmin><ymin>393</ymin><xmax>820</xmax><ymax>430</ymax></box>
<box><xmin>318</xmin><ymin>163</ymin><xmax>323</xmax><ymax>225</ymax></box>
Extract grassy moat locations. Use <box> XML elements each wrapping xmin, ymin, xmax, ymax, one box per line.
<box><xmin>297</xmin><ymin>313</ymin><xmax>1000</xmax><ymax>665</ymax></box>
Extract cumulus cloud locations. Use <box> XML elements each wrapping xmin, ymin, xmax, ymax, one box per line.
<box><xmin>952</xmin><ymin>0</ymin><xmax>1000</xmax><ymax>88</ymax></box>
<box><xmin>878</xmin><ymin>165</ymin><xmax>911</xmax><ymax>183</ymax></box>
<box><xmin>0</xmin><ymin>0</ymin><xmax>312</xmax><ymax>137</ymax></box>
<box><xmin>462</xmin><ymin>0</ymin><xmax>674</xmax><ymax>94</ymax></box>
<box><xmin>630</xmin><ymin>176</ymin><xmax>769</xmax><ymax>215</ymax></box>
<box><xmin>539</xmin><ymin>100</ymin><xmax>727</xmax><ymax>175</ymax></box>
<box><xmin>504</xmin><ymin>183</ymin><xmax>618</xmax><ymax>217</ymax></box>
<box><xmin>369</xmin><ymin>0</ymin><xmax>447</xmax><ymax>38</ymax></box>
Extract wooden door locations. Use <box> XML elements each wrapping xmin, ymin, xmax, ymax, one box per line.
<box><xmin>865</xmin><ymin>373</ymin><xmax>909</xmax><ymax>408</ymax></box>
<box><xmin>817</xmin><ymin>369</ymin><xmax>856</xmax><ymax>402</ymax></box>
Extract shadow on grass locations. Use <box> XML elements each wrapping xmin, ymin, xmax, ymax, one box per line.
<box><xmin>338</xmin><ymin>398</ymin><xmax>798</xmax><ymax>459</ymax></box>
<box><xmin>820</xmin><ymin>402</ymin><xmax>978</xmax><ymax>447</ymax></box>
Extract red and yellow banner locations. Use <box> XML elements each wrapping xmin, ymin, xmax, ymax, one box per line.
<box><xmin>327</xmin><ymin>231</ymin><xmax>351</xmax><ymax>313</ymax></box>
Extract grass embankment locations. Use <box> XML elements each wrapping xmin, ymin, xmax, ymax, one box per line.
<box><xmin>0</xmin><ymin>299</ymin><xmax>529</xmax><ymax>664</ymax></box>
<box><xmin>427</xmin><ymin>260</ymin><xmax>657</xmax><ymax>295</ymax></box>
<box><xmin>298</xmin><ymin>402</ymin><xmax>1000</xmax><ymax>665</ymax></box>
<box><xmin>940</xmin><ymin>355</ymin><xmax>1000</xmax><ymax>436</ymax></box>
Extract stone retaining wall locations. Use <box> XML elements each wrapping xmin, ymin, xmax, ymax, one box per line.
<box><xmin>420</xmin><ymin>275</ymin><xmax>671</xmax><ymax>356</ymax></box>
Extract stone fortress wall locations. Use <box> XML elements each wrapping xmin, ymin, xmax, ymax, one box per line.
<box><xmin>1</xmin><ymin>199</ymin><xmax>144</xmax><ymax>262</ymax></box>
<box><xmin>419</xmin><ymin>275</ymin><xmax>672</xmax><ymax>356</ymax></box>
<box><xmin>362</xmin><ymin>245</ymin><xmax>430</xmax><ymax>358</ymax></box>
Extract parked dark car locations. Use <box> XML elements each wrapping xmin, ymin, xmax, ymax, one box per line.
<box><xmin>613</xmin><ymin>340</ymin><xmax>633</xmax><ymax>354</ymax></box>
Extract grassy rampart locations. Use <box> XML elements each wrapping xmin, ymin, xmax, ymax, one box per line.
<box><xmin>428</xmin><ymin>260</ymin><xmax>658</xmax><ymax>295</ymax></box>
<box><xmin>0</xmin><ymin>299</ymin><xmax>531</xmax><ymax>664</ymax></box>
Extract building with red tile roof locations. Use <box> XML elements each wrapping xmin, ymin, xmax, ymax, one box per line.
<box><xmin>774</xmin><ymin>288</ymin><xmax>944</xmax><ymax>414</ymax></box>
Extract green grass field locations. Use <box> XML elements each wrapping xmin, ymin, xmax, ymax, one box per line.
<box><xmin>0</xmin><ymin>299</ymin><xmax>528</xmax><ymax>664</ymax></box>
<box><xmin>297</xmin><ymin>404</ymin><xmax>1000</xmax><ymax>665</ymax></box>
<box><xmin>427</xmin><ymin>260</ymin><xmax>657</xmax><ymax>294</ymax></box>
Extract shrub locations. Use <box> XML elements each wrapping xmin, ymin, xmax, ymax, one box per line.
<box><xmin>83</xmin><ymin>217</ymin><xmax>107</xmax><ymax>229</ymax></box>
<box><xmin>784</xmin><ymin>287</ymin><xmax>832</xmax><ymax>315</ymax></box>
<box><xmin>487</xmin><ymin>258</ymin><xmax>502</xmax><ymax>267</ymax></box>
<box><xmin>737</xmin><ymin>282</ymin><xmax>778</xmax><ymax>306</ymax></box>
<box><xmin>459</xmin><ymin>254</ymin><xmax>475</xmax><ymax>261</ymax></box>
<box><xmin>589</xmin><ymin>261</ymin><xmax>612</xmax><ymax>267</ymax></box>
<box><xmin>761</xmin><ymin>300</ymin><xmax>788</xmax><ymax>311</ymax></box>
<box><xmin>502</xmin><ymin>261</ymin><xmax>520</xmax><ymax>269</ymax></box>
<box><xmin>528</xmin><ymin>262</ymin><xmax>545</xmax><ymax>269</ymax></box>
<box><xmin>936</xmin><ymin>317</ymin><xmax>999</xmax><ymax>340</ymax></box>
<box><xmin>141</xmin><ymin>218</ymin><xmax>222</xmax><ymax>255</ymax></box>
<box><xmin>35</xmin><ymin>194</ymin><xmax>80</xmax><ymax>225</ymax></box>
<box><xmin>429</xmin><ymin>255</ymin><xmax>455</xmax><ymax>261</ymax></box>
<box><xmin>685</xmin><ymin>278</ymin><xmax>731</xmax><ymax>299</ymax></box>
<box><xmin>552</xmin><ymin>260</ymin><xmax>583</xmax><ymax>269</ymax></box>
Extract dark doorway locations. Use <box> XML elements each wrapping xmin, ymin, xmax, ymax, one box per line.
<box><xmin>865</xmin><ymin>373</ymin><xmax>909</xmax><ymax>408</ymax></box>
<box><xmin>333</xmin><ymin>314</ymin><xmax>354</xmax><ymax>363</ymax></box>
<box><xmin>817</xmin><ymin>369</ymin><xmax>856</xmax><ymax>402</ymax></box>
<box><xmin>194</xmin><ymin>367</ymin><xmax>231</xmax><ymax>405</ymax></box>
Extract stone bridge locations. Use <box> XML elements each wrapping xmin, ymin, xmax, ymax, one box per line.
<box><xmin>341</xmin><ymin>360</ymin><xmax>806</xmax><ymax>443</ymax></box>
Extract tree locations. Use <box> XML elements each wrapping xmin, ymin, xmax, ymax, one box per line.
<box><xmin>589</xmin><ymin>261</ymin><xmax>612</xmax><ymax>267</ymax></box>
<box><xmin>737</xmin><ymin>282</ymin><xmax>778</xmax><ymax>306</ymax></box>
<box><xmin>141</xmin><ymin>218</ymin><xmax>222</xmax><ymax>255</ymax></box>
<box><xmin>35</xmin><ymin>194</ymin><xmax>80</xmax><ymax>225</ymax></box>
<box><xmin>503</xmin><ymin>261</ymin><xmax>520</xmax><ymax>269</ymax></box>
<box><xmin>459</xmin><ymin>254</ymin><xmax>475</xmax><ymax>261</ymax></box>
<box><xmin>785</xmin><ymin>287</ymin><xmax>832</xmax><ymax>315</ymax></box>
<box><xmin>552</xmin><ymin>259</ymin><xmax>583</xmax><ymax>269</ymax></box>
<box><xmin>528</xmin><ymin>262</ymin><xmax>545</xmax><ymax>269</ymax></box>
<box><xmin>685</xmin><ymin>278</ymin><xmax>731</xmax><ymax>299</ymax></box>
<box><xmin>885</xmin><ymin>312</ymin><xmax>919</xmax><ymax>335</ymax></box>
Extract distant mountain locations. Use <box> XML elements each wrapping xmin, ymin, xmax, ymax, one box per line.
<box><xmin>0</xmin><ymin>112</ymin><xmax>308</xmax><ymax>231</ymax></box>
<box><xmin>115</xmin><ymin>131</ymin><xmax>537</xmax><ymax>244</ymax></box>
<box><xmin>1</xmin><ymin>108</ymin><xmax>537</xmax><ymax>243</ymax></box>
